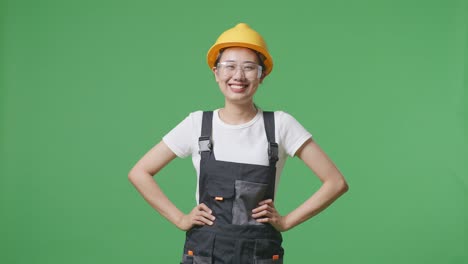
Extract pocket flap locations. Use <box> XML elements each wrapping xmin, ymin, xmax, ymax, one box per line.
<box><xmin>206</xmin><ymin>181</ymin><xmax>235</xmax><ymax>199</ymax></box>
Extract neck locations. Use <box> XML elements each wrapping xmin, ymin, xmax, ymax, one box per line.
<box><xmin>219</xmin><ymin>101</ymin><xmax>258</xmax><ymax>125</ymax></box>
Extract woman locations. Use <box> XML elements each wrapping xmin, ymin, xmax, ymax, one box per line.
<box><xmin>128</xmin><ymin>23</ymin><xmax>348</xmax><ymax>263</ymax></box>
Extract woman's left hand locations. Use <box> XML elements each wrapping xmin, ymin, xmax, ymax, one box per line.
<box><xmin>252</xmin><ymin>199</ymin><xmax>289</xmax><ymax>232</ymax></box>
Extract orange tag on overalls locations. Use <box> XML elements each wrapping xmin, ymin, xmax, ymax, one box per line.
<box><xmin>188</xmin><ymin>250</ymin><xmax>193</xmax><ymax>256</ymax></box>
<box><xmin>215</xmin><ymin>196</ymin><xmax>224</xmax><ymax>201</ymax></box>
<box><xmin>272</xmin><ymin>255</ymin><xmax>279</xmax><ymax>260</ymax></box>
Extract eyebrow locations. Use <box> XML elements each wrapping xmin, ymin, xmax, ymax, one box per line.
<box><xmin>221</xmin><ymin>60</ymin><xmax>258</xmax><ymax>64</ymax></box>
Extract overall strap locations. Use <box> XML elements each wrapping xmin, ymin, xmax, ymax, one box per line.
<box><xmin>199</xmin><ymin>111</ymin><xmax>213</xmax><ymax>160</ymax></box>
<box><xmin>263</xmin><ymin>111</ymin><xmax>279</xmax><ymax>166</ymax></box>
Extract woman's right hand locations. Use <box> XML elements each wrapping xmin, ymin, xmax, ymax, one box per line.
<box><xmin>177</xmin><ymin>203</ymin><xmax>216</xmax><ymax>231</ymax></box>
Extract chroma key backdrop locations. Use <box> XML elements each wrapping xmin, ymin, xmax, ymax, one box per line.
<box><xmin>1</xmin><ymin>0</ymin><xmax>467</xmax><ymax>263</ymax></box>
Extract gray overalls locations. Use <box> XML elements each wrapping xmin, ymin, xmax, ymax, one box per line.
<box><xmin>180</xmin><ymin>111</ymin><xmax>284</xmax><ymax>264</ymax></box>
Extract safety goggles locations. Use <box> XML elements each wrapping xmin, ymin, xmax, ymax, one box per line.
<box><xmin>216</xmin><ymin>62</ymin><xmax>263</xmax><ymax>79</ymax></box>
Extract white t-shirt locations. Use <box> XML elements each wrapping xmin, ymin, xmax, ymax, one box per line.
<box><xmin>163</xmin><ymin>109</ymin><xmax>312</xmax><ymax>203</ymax></box>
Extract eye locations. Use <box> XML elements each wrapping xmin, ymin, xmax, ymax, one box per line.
<box><xmin>225</xmin><ymin>64</ymin><xmax>236</xmax><ymax>70</ymax></box>
<box><xmin>243</xmin><ymin>63</ymin><xmax>257</xmax><ymax>71</ymax></box>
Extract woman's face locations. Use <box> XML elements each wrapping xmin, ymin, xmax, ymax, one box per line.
<box><xmin>213</xmin><ymin>47</ymin><xmax>263</xmax><ymax>105</ymax></box>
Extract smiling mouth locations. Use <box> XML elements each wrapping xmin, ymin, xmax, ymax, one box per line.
<box><xmin>228</xmin><ymin>83</ymin><xmax>249</xmax><ymax>93</ymax></box>
<box><xmin>229</xmin><ymin>84</ymin><xmax>248</xmax><ymax>89</ymax></box>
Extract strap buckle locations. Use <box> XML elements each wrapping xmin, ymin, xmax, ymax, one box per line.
<box><xmin>268</xmin><ymin>142</ymin><xmax>279</xmax><ymax>163</ymax></box>
<box><xmin>198</xmin><ymin>136</ymin><xmax>212</xmax><ymax>153</ymax></box>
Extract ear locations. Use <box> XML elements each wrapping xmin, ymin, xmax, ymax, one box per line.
<box><xmin>212</xmin><ymin>67</ymin><xmax>220</xmax><ymax>82</ymax></box>
<box><xmin>259</xmin><ymin>73</ymin><xmax>266</xmax><ymax>84</ymax></box>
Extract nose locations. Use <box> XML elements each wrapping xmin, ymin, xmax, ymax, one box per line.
<box><xmin>232</xmin><ymin>66</ymin><xmax>246</xmax><ymax>81</ymax></box>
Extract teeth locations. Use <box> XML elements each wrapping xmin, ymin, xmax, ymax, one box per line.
<box><xmin>230</xmin><ymin>85</ymin><xmax>246</xmax><ymax>89</ymax></box>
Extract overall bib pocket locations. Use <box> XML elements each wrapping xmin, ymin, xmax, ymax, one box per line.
<box><xmin>232</xmin><ymin>180</ymin><xmax>268</xmax><ymax>225</ymax></box>
<box><xmin>206</xmin><ymin>181</ymin><xmax>235</xmax><ymax>225</ymax></box>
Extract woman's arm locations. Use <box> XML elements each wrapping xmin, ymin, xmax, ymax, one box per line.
<box><xmin>252</xmin><ymin>138</ymin><xmax>349</xmax><ymax>231</ymax></box>
<box><xmin>128</xmin><ymin>141</ymin><xmax>215</xmax><ymax>231</ymax></box>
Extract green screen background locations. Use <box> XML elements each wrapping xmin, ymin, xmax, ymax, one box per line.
<box><xmin>1</xmin><ymin>0</ymin><xmax>467</xmax><ymax>263</ymax></box>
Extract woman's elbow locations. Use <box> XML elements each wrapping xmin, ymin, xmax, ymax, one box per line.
<box><xmin>128</xmin><ymin>167</ymin><xmax>144</xmax><ymax>183</ymax></box>
<box><xmin>336</xmin><ymin>178</ymin><xmax>349</xmax><ymax>195</ymax></box>
<box><xmin>326</xmin><ymin>176</ymin><xmax>348</xmax><ymax>195</ymax></box>
<box><xmin>128</xmin><ymin>169</ymin><xmax>137</xmax><ymax>183</ymax></box>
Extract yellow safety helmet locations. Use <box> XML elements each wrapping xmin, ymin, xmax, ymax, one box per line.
<box><xmin>207</xmin><ymin>23</ymin><xmax>273</xmax><ymax>77</ymax></box>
